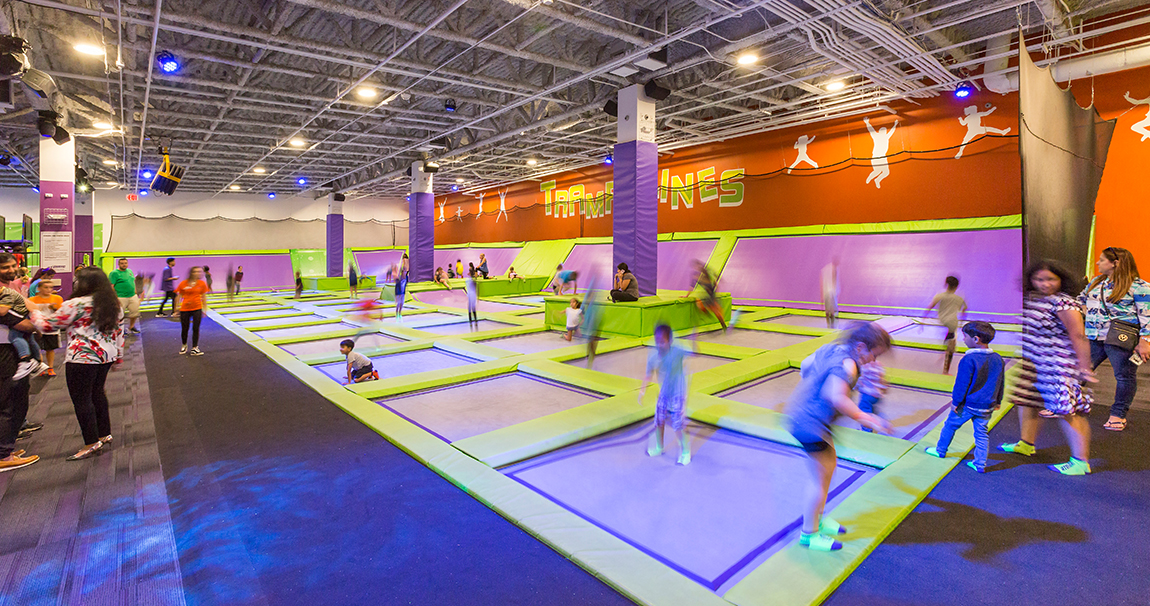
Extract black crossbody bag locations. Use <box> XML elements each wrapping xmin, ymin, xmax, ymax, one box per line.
<box><xmin>1098</xmin><ymin>284</ymin><xmax>1141</xmax><ymax>352</ymax></box>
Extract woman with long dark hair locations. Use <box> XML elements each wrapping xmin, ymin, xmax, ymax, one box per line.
<box><xmin>1078</xmin><ymin>247</ymin><xmax>1150</xmax><ymax>432</ymax></box>
<box><xmin>27</xmin><ymin>266</ymin><xmax>123</xmax><ymax>460</ymax></box>
<box><xmin>175</xmin><ymin>266</ymin><xmax>210</xmax><ymax>356</ymax></box>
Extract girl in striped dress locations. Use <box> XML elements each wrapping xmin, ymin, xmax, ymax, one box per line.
<box><xmin>1000</xmin><ymin>261</ymin><xmax>1096</xmax><ymax>475</ymax></box>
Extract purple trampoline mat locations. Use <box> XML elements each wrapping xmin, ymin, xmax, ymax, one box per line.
<box><xmin>434</xmin><ymin>248</ymin><xmax>521</xmax><ymax>276</ymax></box>
<box><xmin>223</xmin><ymin>309</ymin><xmax>300</xmax><ymax>321</ymax></box>
<box><xmin>253</xmin><ymin>322</ymin><xmax>353</xmax><ymax>340</ymax></box>
<box><xmin>686</xmin><ymin>328</ymin><xmax>815</xmax><ymax>350</ymax></box>
<box><xmin>217</xmin><ymin>306</ymin><xmax>292</xmax><ymax>317</ymax></box>
<box><xmin>480</xmin><ymin>331</ymin><xmax>596</xmax><ymax>354</ymax></box>
<box><xmin>396</xmin><ymin>312</ymin><xmax>466</xmax><ymax>325</ymax></box>
<box><xmin>891</xmin><ymin>323</ymin><xmax>1023</xmax><ymax>346</ymax></box>
<box><xmin>414</xmin><ymin>320</ymin><xmax>515</xmax><ymax>335</ymax></box>
<box><xmin>722</xmin><ymin>229</ymin><xmax>1023</xmax><ymax>318</ymax></box>
<box><xmin>316</xmin><ymin>347</ymin><xmax>477</xmax><ymax>382</ymax></box>
<box><xmin>279</xmin><ymin>333</ymin><xmax>405</xmax><ymax>356</ymax></box>
<box><xmin>503</xmin><ymin>421</ymin><xmax>874</xmax><ymax>591</ymax></box>
<box><xmin>569</xmin><ymin>346</ymin><xmax>732</xmax><ymax>381</ymax></box>
<box><xmin>124</xmin><ymin>254</ymin><xmax>294</xmax><ymax>290</ymax></box>
<box><xmin>883</xmin><ymin>345</ymin><xmax>964</xmax><ymax>374</ymax></box>
<box><xmin>657</xmin><ymin>240</ymin><xmax>718</xmax><ymax>291</ymax></box>
<box><xmin>553</xmin><ymin>244</ymin><xmax>613</xmax><ymax>293</ymax></box>
<box><xmin>414</xmin><ymin>290</ymin><xmax>534</xmax><ymax>312</ymax></box>
<box><xmin>719</xmin><ymin>370</ymin><xmax>954</xmax><ymax>441</ymax></box>
<box><xmin>505</xmin><ymin>295</ymin><xmax>547</xmax><ymax>303</ymax></box>
<box><xmin>758</xmin><ymin>314</ymin><xmax>834</xmax><ymax>329</ymax></box>
<box><xmin>236</xmin><ymin>314</ymin><xmax>328</xmax><ymax>328</ymax></box>
<box><xmin>354</xmin><ymin>249</ymin><xmax>406</xmax><ymax>278</ymax></box>
<box><xmin>377</xmin><ymin>373</ymin><xmax>602</xmax><ymax>442</ymax></box>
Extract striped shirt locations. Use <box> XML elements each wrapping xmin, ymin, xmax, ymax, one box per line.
<box><xmin>1078</xmin><ymin>278</ymin><xmax>1150</xmax><ymax>340</ymax></box>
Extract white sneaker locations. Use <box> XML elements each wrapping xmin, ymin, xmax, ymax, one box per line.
<box><xmin>13</xmin><ymin>359</ymin><xmax>38</xmax><ymax>380</ymax></box>
<box><xmin>34</xmin><ymin>361</ymin><xmax>51</xmax><ymax>376</ymax></box>
<box><xmin>179</xmin><ymin>345</ymin><xmax>188</xmax><ymax>354</ymax></box>
<box><xmin>189</xmin><ymin>348</ymin><xmax>204</xmax><ymax>356</ymax></box>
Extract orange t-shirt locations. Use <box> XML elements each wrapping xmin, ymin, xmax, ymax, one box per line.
<box><xmin>176</xmin><ymin>280</ymin><xmax>210</xmax><ymax>311</ymax></box>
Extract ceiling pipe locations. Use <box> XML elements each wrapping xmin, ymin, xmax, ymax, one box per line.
<box><xmin>131</xmin><ymin>0</ymin><xmax>163</xmax><ymax>194</ymax></box>
<box><xmin>984</xmin><ymin>38</ymin><xmax>1150</xmax><ymax>93</ymax></box>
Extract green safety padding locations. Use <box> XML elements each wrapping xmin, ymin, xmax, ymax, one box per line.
<box><xmin>302</xmin><ymin>276</ymin><xmax>378</xmax><ymax>291</ymax></box>
<box><xmin>519</xmin><ymin>336</ymin><xmax>645</xmax><ymax>364</ymax></box>
<box><xmin>544</xmin><ymin>294</ymin><xmax>730</xmax><ymax>338</ymax></box>
<box><xmin>509</xmin><ymin>239</ymin><xmax>577</xmax><ymax>277</ymax></box>
<box><xmin>573</xmin><ymin>236</ymin><xmax>613</xmax><ymax>245</ymax></box>
<box><xmin>456</xmin><ymin>323</ymin><xmax>546</xmax><ymax>343</ymax></box>
<box><xmin>453</xmin><ymin>392</ymin><xmax>653</xmax><ymax>468</ymax></box>
<box><xmin>349</xmin><ymin>357</ymin><xmax>522</xmax><ymax>400</ymax></box>
<box><xmin>883</xmin><ymin>368</ymin><xmax>956</xmax><ymax>392</ymax></box>
<box><xmin>211</xmin><ymin>301</ymin><xmax>281</xmax><ymax>311</ymax></box>
<box><xmin>821</xmin><ymin>214</ymin><xmax>1022</xmax><ymax>235</ymax></box>
<box><xmin>226</xmin><ymin>310</ymin><xmax>313</xmax><ymax>322</ymax></box>
<box><xmin>238</xmin><ymin>317</ymin><xmax>343</xmax><ymax>331</ymax></box>
<box><xmin>300</xmin><ymin>339</ymin><xmax>435</xmax><ymax>365</ymax></box>
<box><xmin>688</xmin><ymin>340</ymin><xmax>763</xmax><ymax>361</ymax></box>
<box><xmin>890</xmin><ymin>337</ymin><xmax>1020</xmax><ymax>358</ymax></box>
<box><xmin>216</xmin><ymin>305</ymin><xmax>288</xmax><ymax>315</ymax></box>
<box><xmin>690</xmin><ymin>351</ymin><xmax>793</xmax><ymax>395</ymax></box>
<box><xmin>733</xmin><ymin>322</ymin><xmax>834</xmax><ymax>338</ymax></box>
<box><xmin>657</xmin><ymin>233</ymin><xmax>673</xmax><ymax>242</ymax></box>
<box><xmin>265</xmin><ymin>327</ymin><xmax>368</xmax><ymax>345</ymax></box>
<box><xmin>475</xmin><ymin>277</ymin><xmax>550</xmax><ymax>297</ymax></box>
<box><xmin>432</xmin><ymin>338</ymin><xmax>524</xmax><ymax>361</ymax></box>
<box><xmin>111</xmin><ymin>249</ymin><xmax>292</xmax><ymax>257</ymax></box>
<box><xmin>517</xmin><ymin>359</ymin><xmax>642</xmax><ymax>396</ymax></box>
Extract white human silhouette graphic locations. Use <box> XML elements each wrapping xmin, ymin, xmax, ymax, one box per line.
<box><xmin>455</xmin><ymin>206</ymin><xmax>463</xmax><ymax>221</ymax></box>
<box><xmin>864</xmin><ymin>117</ymin><xmax>899</xmax><ymax>189</ymax></box>
<box><xmin>1126</xmin><ymin>91</ymin><xmax>1150</xmax><ymax>142</ymax></box>
<box><xmin>955</xmin><ymin>105</ymin><xmax>1011</xmax><ymax>159</ymax></box>
<box><xmin>438</xmin><ymin>199</ymin><xmax>446</xmax><ymax>223</ymax></box>
<box><xmin>476</xmin><ymin>192</ymin><xmax>485</xmax><ymax>220</ymax></box>
<box><xmin>496</xmin><ymin>189</ymin><xmax>509</xmax><ymax>223</ymax></box>
<box><xmin>788</xmin><ymin>134</ymin><xmax>818</xmax><ymax>173</ymax></box>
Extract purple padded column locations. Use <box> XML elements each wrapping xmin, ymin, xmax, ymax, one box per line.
<box><xmin>74</xmin><ymin>191</ymin><xmax>93</xmax><ymax>268</ymax></box>
<box><xmin>326</xmin><ymin>213</ymin><xmax>343</xmax><ymax>277</ymax></box>
<box><xmin>612</xmin><ymin>140</ymin><xmax>658</xmax><ymax>296</ymax></box>
<box><xmin>409</xmin><ymin>192</ymin><xmax>435</xmax><ymax>282</ymax></box>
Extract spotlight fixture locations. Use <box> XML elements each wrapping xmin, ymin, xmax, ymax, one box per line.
<box><xmin>954</xmin><ymin>81</ymin><xmax>974</xmax><ymax>99</ymax></box>
<box><xmin>289</xmin><ymin>137</ymin><xmax>306</xmax><ymax>147</ymax></box>
<box><xmin>149</xmin><ymin>146</ymin><xmax>186</xmax><ymax>195</ymax></box>
<box><xmin>297</xmin><ymin>177</ymin><xmax>307</xmax><ymax>186</ymax></box>
<box><xmin>736</xmin><ymin>52</ymin><xmax>758</xmax><ymax>65</ymax></box>
<box><xmin>229</xmin><ymin>185</ymin><xmax>241</xmax><ymax>190</ymax></box>
<box><xmin>75</xmin><ymin>167</ymin><xmax>93</xmax><ymax>193</ymax></box>
<box><xmin>37</xmin><ymin>110</ymin><xmax>58</xmax><ymax>138</ymax></box>
<box><xmin>139</xmin><ymin>189</ymin><xmax>149</xmax><ymax>196</ymax></box>
<box><xmin>102</xmin><ymin>159</ymin><xmax>118</xmax><ymax>166</ymax></box>
<box><xmin>635</xmin><ymin>48</ymin><xmax>668</xmax><ymax>71</ymax></box>
<box><xmin>268</xmin><ymin>192</ymin><xmax>276</xmax><ymax>199</ymax></box>
<box><xmin>0</xmin><ymin>36</ymin><xmax>30</xmax><ymax>77</ymax></box>
<box><xmin>356</xmin><ymin>86</ymin><xmax>377</xmax><ymax>99</ymax></box>
<box><xmin>94</xmin><ymin>121</ymin><xmax>113</xmax><ymax>130</ymax></box>
<box><xmin>643</xmin><ymin>80</ymin><xmax>671</xmax><ymax>101</ymax></box>
<box><xmin>526</xmin><ymin>158</ymin><xmax>538</xmax><ymax>166</ymax></box>
<box><xmin>253</xmin><ymin>167</ymin><xmax>266</xmax><ymax>174</ymax></box>
<box><xmin>423</xmin><ymin>160</ymin><xmax>440</xmax><ymax>173</ymax></box>
<box><xmin>825</xmin><ymin>80</ymin><xmax>846</xmax><ymax>92</ymax></box>
<box><xmin>32</xmin><ymin>186</ymin><xmax>39</xmax><ymax>193</ymax></box>
<box><xmin>603</xmin><ymin>100</ymin><xmax>618</xmax><ymax>117</ymax></box>
<box><xmin>51</xmin><ymin>126</ymin><xmax>71</xmax><ymax>145</ymax></box>
<box><xmin>0</xmin><ymin>155</ymin><xmax>10</xmax><ymax>166</ymax></box>
<box><xmin>604</xmin><ymin>154</ymin><xmax>613</xmax><ymax>165</ymax></box>
<box><xmin>21</xmin><ymin>68</ymin><xmax>57</xmax><ymax>98</ymax></box>
<box><xmin>444</xmin><ymin>98</ymin><xmax>456</xmax><ymax>112</ymax></box>
<box><xmin>156</xmin><ymin>51</ymin><xmax>179</xmax><ymax>73</ymax></box>
<box><xmin>451</xmin><ymin>185</ymin><xmax>459</xmax><ymax>192</ymax></box>
<box><xmin>73</xmin><ymin>43</ymin><xmax>104</xmax><ymax>56</ymax></box>
<box><xmin>142</xmin><ymin>170</ymin><xmax>153</xmax><ymax>179</ymax></box>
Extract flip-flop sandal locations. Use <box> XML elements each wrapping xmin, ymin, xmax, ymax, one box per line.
<box><xmin>1104</xmin><ymin>418</ymin><xmax>1128</xmax><ymax>432</ymax></box>
<box><xmin>1038</xmin><ymin>409</ymin><xmax>1063</xmax><ymax>419</ymax></box>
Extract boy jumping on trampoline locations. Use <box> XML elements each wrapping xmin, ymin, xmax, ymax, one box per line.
<box><xmin>788</xmin><ymin>322</ymin><xmax>893</xmax><ymax>551</ymax></box>
<box><xmin>550</xmin><ymin>264</ymin><xmax>578</xmax><ymax>295</ymax></box>
<box><xmin>925</xmin><ymin>321</ymin><xmax>1005</xmax><ymax>472</ymax></box>
<box><xmin>639</xmin><ymin>324</ymin><xmax>693</xmax><ymax>466</ymax></box>
<box><xmin>926</xmin><ymin>276</ymin><xmax>968</xmax><ymax>374</ymax></box>
<box><xmin>340</xmin><ymin>339</ymin><xmax>379</xmax><ymax>384</ymax></box>
<box><xmin>564</xmin><ymin>297</ymin><xmax>582</xmax><ymax>341</ymax></box>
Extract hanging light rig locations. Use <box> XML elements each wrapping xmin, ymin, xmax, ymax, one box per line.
<box><xmin>150</xmin><ymin>143</ymin><xmax>185</xmax><ymax>195</ymax></box>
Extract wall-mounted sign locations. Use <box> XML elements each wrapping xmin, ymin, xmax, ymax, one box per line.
<box><xmin>40</xmin><ymin>231</ymin><xmax>73</xmax><ymax>273</ymax></box>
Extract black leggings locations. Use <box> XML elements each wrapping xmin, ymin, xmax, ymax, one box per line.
<box><xmin>180</xmin><ymin>309</ymin><xmax>203</xmax><ymax>347</ymax></box>
<box><xmin>66</xmin><ymin>362</ymin><xmax>112</xmax><ymax>445</ymax></box>
<box><xmin>157</xmin><ymin>292</ymin><xmax>178</xmax><ymax>315</ymax></box>
<box><xmin>610</xmin><ymin>290</ymin><xmax>639</xmax><ymax>303</ymax></box>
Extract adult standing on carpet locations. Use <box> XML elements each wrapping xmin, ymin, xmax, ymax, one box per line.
<box><xmin>23</xmin><ymin>266</ymin><xmax>123</xmax><ymax>462</ymax></box>
<box><xmin>175</xmin><ymin>267</ymin><xmax>210</xmax><ymax>356</ymax></box>
<box><xmin>1078</xmin><ymin>247</ymin><xmax>1150</xmax><ymax>432</ymax></box>
<box><xmin>157</xmin><ymin>258</ymin><xmax>178</xmax><ymax>317</ymax></box>
<box><xmin>109</xmin><ymin>258</ymin><xmax>141</xmax><ymax>334</ymax></box>
<box><xmin>999</xmin><ymin>261</ymin><xmax>1096</xmax><ymax>475</ymax></box>
<box><xmin>610</xmin><ymin>263</ymin><xmax>640</xmax><ymax>303</ymax></box>
<box><xmin>0</xmin><ymin>254</ymin><xmax>41</xmax><ymax>472</ymax></box>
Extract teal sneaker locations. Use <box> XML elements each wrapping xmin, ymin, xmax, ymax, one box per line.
<box><xmin>925</xmin><ymin>447</ymin><xmax>945</xmax><ymax>458</ymax></box>
<box><xmin>1049</xmin><ymin>458</ymin><xmax>1091</xmax><ymax>476</ymax></box>
<box><xmin>799</xmin><ymin>532</ymin><xmax>842</xmax><ymax>552</ymax></box>
<box><xmin>677</xmin><ymin>450</ymin><xmax>692</xmax><ymax>466</ymax></box>
<box><xmin>647</xmin><ymin>442</ymin><xmax>663</xmax><ymax>457</ymax></box>
<box><xmin>966</xmin><ymin>460</ymin><xmax>985</xmax><ymax>473</ymax></box>
<box><xmin>820</xmin><ymin>517</ymin><xmax>847</xmax><ymax>535</ymax></box>
<box><xmin>998</xmin><ymin>441</ymin><xmax>1036</xmax><ymax>456</ymax></box>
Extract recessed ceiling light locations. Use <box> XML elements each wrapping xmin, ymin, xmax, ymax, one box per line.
<box><xmin>825</xmin><ymin>80</ymin><xmax>846</xmax><ymax>92</ymax></box>
<box><xmin>93</xmin><ymin>121</ymin><xmax>113</xmax><ymax>130</ymax></box>
<box><xmin>526</xmin><ymin>158</ymin><xmax>538</xmax><ymax>166</ymax></box>
<box><xmin>229</xmin><ymin>185</ymin><xmax>241</xmax><ymax>190</ymax></box>
<box><xmin>736</xmin><ymin>52</ymin><xmax>758</xmax><ymax>65</ymax></box>
<box><xmin>106</xmin><ymin>181</ymin><xmax>118</xmax><ymax>186</ymax></box>
<box><xmin>289</xmin><ymin>138</ymin><xmax>306</xmax><ymax>147</ymax></box>
<box><xmin>73</xmin><ymin>43</ymin><xmax>105</xmax><ymax>56</ymax></box>
<box><xmin>253</xmin><ymin>167</ymin><xmax>266</xmax><ymax>174</ymax></box>
<box><xmin>356</xmin><ymin>87</ymin><xmax>377</xmax><ymax>99</ymax></box>
<box><xmin>455</xmin><ymin>178</ymin><xmax>464</xmax><ymax>183</ymax></box>
<box><xmin>102</xmin><ymin>159</ymin><xmax>118</xmax><ymax>165</ymax></box>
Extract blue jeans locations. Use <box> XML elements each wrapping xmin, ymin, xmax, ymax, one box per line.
<box><xmin>858</xmin><ymin>393</ymin><xmax>881</xmax><ymax>432</ymax></box>
<box><xmin>935</xmin><ymin>407</ymin><xmax>990</xmax><ymax>471</ymax></box>
<box><xmin>1090</xmin><ymin>340</ymin><xmax>1139</xmax><ymax>418</ymax></box>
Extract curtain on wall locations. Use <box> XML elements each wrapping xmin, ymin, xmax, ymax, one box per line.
<box><xmin>106</xmin><ymin>214</ymin><xmax>408</xmax><ymax>252</ymax></box>
<box><xmin>1019</xmin><ymin>34</ymin><xmax>1115</xmax><ymax>278</ymax></box>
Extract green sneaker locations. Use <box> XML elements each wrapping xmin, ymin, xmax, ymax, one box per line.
<box><xmin>1049</xmin><ymin>458</ymin><xmax>1091</xmax><ymax>476</ymax></box>
<box><xmin>647</xmin><ymin>442</ymin><xmax>663</xmax><ymax>457</ymax></box>
<box><xmin>819</xmin><ymin>517</ymin><xmax>847</xmax><ymax>535</ymax></box>
<box><xmin>677</xmin><ymin>450</ymin><xmax>692</xmax><ymax>466</ymax></box>
<box><xmin>998</xmin><ymin>441</ymin><xmax>1036</xmax><ymax>456</ymax></box>
<box><xmin>925</xmin><ymin>447</ymin><xmax>945</xmax><ymax>459</ymax></box>
<box><xmin>799</xmin><ymin>532</ymin><xmax>842</xmax><ymax>552</ymax></box>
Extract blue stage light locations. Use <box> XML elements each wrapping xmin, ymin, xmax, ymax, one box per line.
<box><xmin>268</xmin><ymin>192</ymin><xmax>276</xmax><ymax>199</ymax></box>
<box><xmin>32</xmin><ymin>187</ymin><xmax>39</xmax><ymax>193</ymax></box>
<box><xmin>142</xmin><ymin>170</ymin><xmax>153</xmax><ymax>179</ymax></box>
<box><xmin>297</xmin><ymin>177</ymin><xmax>307</xmax><ymax>186</ymax></box>
<box><xmin>954</xmin><ymin>81</ymin><xmax>974</xmax><ymax>99</ymax></box>
<box><xmin>604</xmin><ymin>154</ymin><xmax>613</xmax><ymax>165</ymax></box>
<box><xmin>139</xmin><ymin>189</ymin><xmax>148</xmax><ymax>196</ymax></box>
<box><xmin>157</xmin><ymin>51</ymin><xmax>180</xmax><ymax>73</ymax></box>
<box><xmin>451</xmin><ymin>185</ymin><xmax>459</xmax><ymax>192</ymax></box>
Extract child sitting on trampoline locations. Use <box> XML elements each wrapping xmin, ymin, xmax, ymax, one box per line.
<box><xmin>639</xmin><ymin>324</ymin><xmax>693</xmax><ymax>466</ymax></box>
<box><xmin>507</xmin><ymin>266</ymin><xmax>524</xmax><ymax>283</ymax></box>
<box><xmin>564</xmin><ymin>298</ymin><xmax>582</xmax><ymax>341</ymax></box>
<box><xmin>926</xmin><ymin>321</ymin><xmax>1005</xmax><ymax>473</ymax></box>
<box><xmin>926</xmin><ymin>276</ymin><xmax>968</xmax><ymax>374</ymax></box>
<box><xmin>434</xmin><ymin>267</ymin><xmax>452</xmax><ymax>290</ymax></box>
<box><xmin>550</xmin><ymin>264</ymin><xmax>578</xmax><ymax>295</ymax></box>
<box><xmin>340</xmin><ymin>339</ymin><xmax>379</xmax><ymax>384</ymax></box>
<box><xmin>787</xmin><ymin>322</ymin><xmax>892</xmax><ymax>551</ymax></box>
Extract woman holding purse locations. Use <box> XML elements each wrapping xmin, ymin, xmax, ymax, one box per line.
<box><xmin>1079</xmin><ymin>247</ymin><xmax>1150</xmax><ymax>432</ymax></box>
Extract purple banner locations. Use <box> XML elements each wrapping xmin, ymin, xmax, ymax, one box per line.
<box><xmin>326</xmin><ymin>213</ymin><xmax>343</xmax><ymax>278</ymax></box>
<box><xmin>409</xmin><ymin>192</ymin><xmax>435</xmax><ymax>282</ymax></box>
<box><xmin>612</xmin><ymin>140</ymin><xmax>659</xmax><ymax>296</ymax></box>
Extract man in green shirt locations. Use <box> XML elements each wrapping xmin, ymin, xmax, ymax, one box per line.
<box><xmin>109</xmin><ymin>258</ymin><xmax>140</xmax><ymax>334</ymax></box>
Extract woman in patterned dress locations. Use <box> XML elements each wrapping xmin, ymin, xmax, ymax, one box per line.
<box><xmin>999</xmin><ymin>261</ymin><xmax>1096</xmax><ymax>475</ymax></box>
<box><xmin>26</xmin><ymin>267</ymin><xmax>123</xmax><ymax>461</ymax></box>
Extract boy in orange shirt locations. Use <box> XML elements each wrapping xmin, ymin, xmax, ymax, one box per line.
<box><xmin>27</xmin><ymin>279</ymin><xmax>63</xmax><ymax>376</ymax></box>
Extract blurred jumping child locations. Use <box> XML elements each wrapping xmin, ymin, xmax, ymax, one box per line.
<box><xmin>926</xmin><ymin>321</ymin><xmax>1005</xmax><ymax>472</ymax></box>
<box><xmin>927</xmin><ymin>276</ymin><xmax>968</xmax><ymax>373</ymax></box>
<box><xmin>465</xmin><ymin>267</ymin><xmax>478</xmax><ymax>325</ymax></box>
<box><xmin>855</xmin><ymin>359</ymin><xmax>888</xmax><ymax>432</ymax></box>
<box><xmin>639</xmin><ymin>324</ymin><xmax>693</xmax><ymax>465</ymax></box>
<box><xmin>550</xmin><ymin>264</ymin><xmax>578</xmax><ymax>295</ymax></box>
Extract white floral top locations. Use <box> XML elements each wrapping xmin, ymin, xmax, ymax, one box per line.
<box><xmin>30</xmin><ymin>296</ymin><xmax>124</xmax><ymax>364</ymax></box>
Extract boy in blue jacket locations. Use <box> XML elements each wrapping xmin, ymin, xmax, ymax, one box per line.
<box><xmin>926</xmin><ymin>321</ymin><xmax>1005</xmax><ymax>472</ymax></box>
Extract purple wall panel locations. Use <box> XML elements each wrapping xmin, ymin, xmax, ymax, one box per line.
<box><xmin>556</xmin><ymin>244</ymin><xmax>614</xmax><ymax>292</ymax></box>
<box><xmin>722</xmin><ymin>229</ymin><xmax>1023</xmax><ymax>318</ymax></box>
<box><xmin>126</xmin><ymin>254</ymin><xmax>294</xmax><ymax>290</ymax></box>
<box><xmin>354</xmin><ymin>250</ymin><xmax>406</xmax><ymax>279</ymax></box>
<box><xmin>409</xmin><ymin>192</ymin><xmax>435</xmax><ymax>282</ymax></box>
<box><xmin>657</xmin><ymin>240</ymin><xmax>718</xmax><ymax>291</ymax></box>
<box><xmin>612</xmin><ymin>140</ymin><xmax>659</xmax><ymax>296</ymax></box>
<box><xmin>326</xmin><ymin>213</ymin><xmax>343</xmax><ymax>278</ymax></box>
<box><xmin>434</xmin><ymin>247</ymin><xmax>521</xmax><ymax>276</ymax></box>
